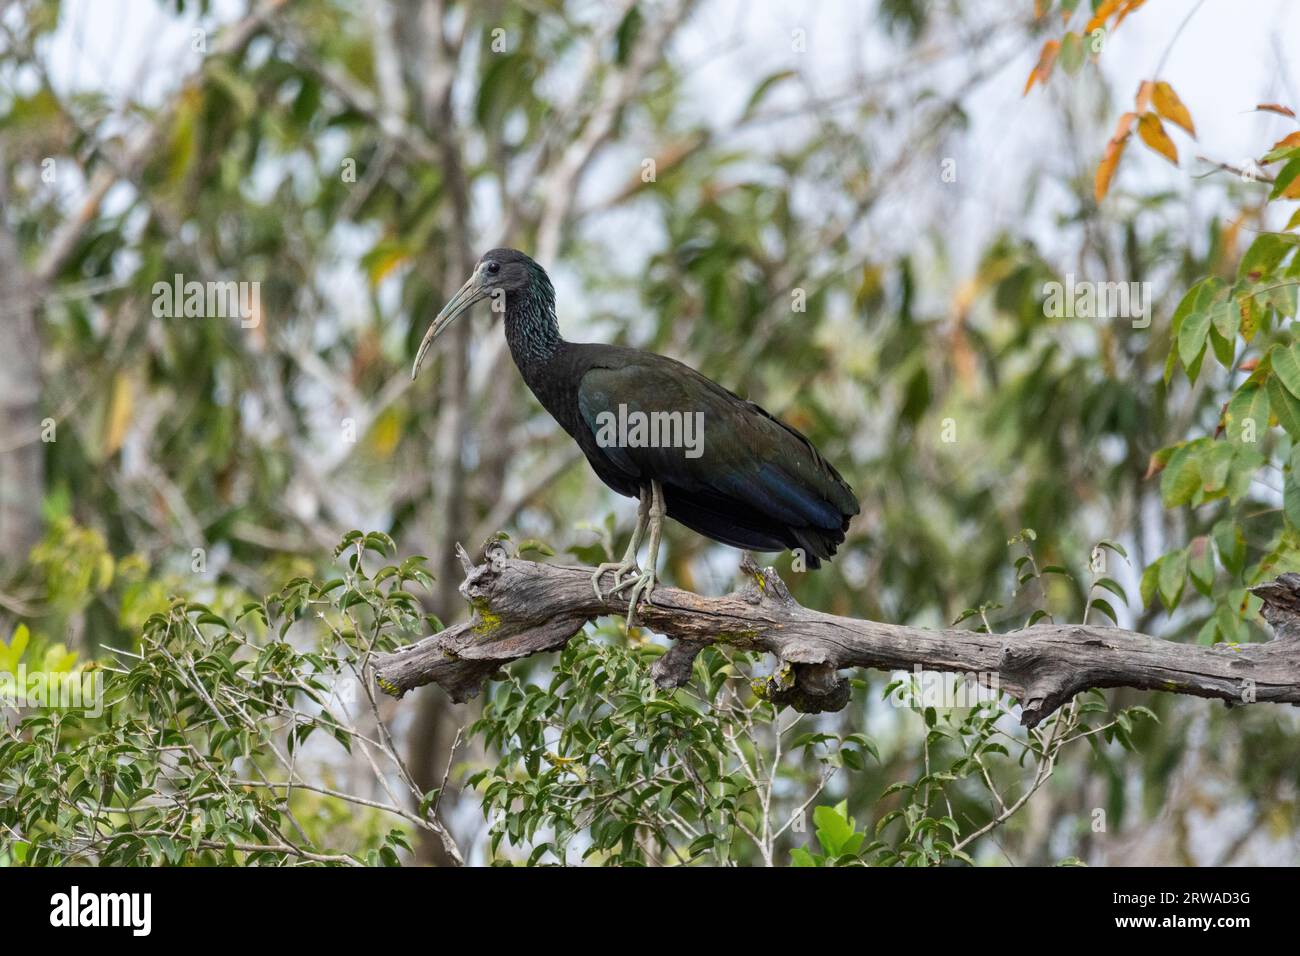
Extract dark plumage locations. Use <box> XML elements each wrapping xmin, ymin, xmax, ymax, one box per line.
<box><xmin>413</xmin><ymin>248</ymin><xmax>859</xmax><ymax>616</ymax></box>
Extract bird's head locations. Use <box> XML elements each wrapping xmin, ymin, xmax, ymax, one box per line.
<box><xmin>411</xmin><ymin>248</ymin><xmax>545</xmax><ymax>379</ymax></box>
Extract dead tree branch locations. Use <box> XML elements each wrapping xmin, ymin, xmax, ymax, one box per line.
<box><xmin>374</xmin><ymin>545</ymin><xmax>1300</xmax><ymax>728</ymax></box>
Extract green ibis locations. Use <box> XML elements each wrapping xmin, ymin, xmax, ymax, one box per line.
<box><xmin>412</xmin><ymin>249</ymin><xmax>859</xmax><ymax>622</ymax></box>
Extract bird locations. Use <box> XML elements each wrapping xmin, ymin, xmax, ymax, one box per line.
<box><xmin>412</xmin><ymin>248</ymin><xmax>859</xmax><ymax>623</ymax></box>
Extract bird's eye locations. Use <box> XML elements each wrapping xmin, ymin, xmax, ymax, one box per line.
<box><xmin>485</xmin><ymin>261</ymin><xmax>500</xmax><ymax>275</ymax></box>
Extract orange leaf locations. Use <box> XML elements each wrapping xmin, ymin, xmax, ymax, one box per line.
<box><xmin>1143</xmin><ymin>451</ymin><xmax>1166</xmax><ymax>480</ymax></box>
<box><xmin>1218</xmin><ymin>215</ymin><xmax>1244</xmax><ymax>273</ymax></box>
<box><xmin>1023</xmin><ymin>39</ymin><xmax>1061</xmax><ymax>95</ymax></box>
<box><xmin>1271</xmin><ymin>131</ymin><xmax>1300</xmax><ymax>152</ymax></box>
<box><xmin>1152</xmin><ymin>81</ymin><xmax>1195</xmax><ymax>137</ymax></box>
<box><xmin>1239</xmin><ymin>357</ymin><xmax>1260</xmax><ymax>372</ymax></box>
<box><xmin>1113</xmin><ymin>0</ymin><xmax>1147</xmax><ymax>29</ymax></box>
<box><xmin>1095</xmin><ymin>113</ymin><xmax>1136</xmax><ymax>202</ymax></box>
<box><xmin>1257</xmin><ymin>103</ymin><xmax>1297</xmax><ymax>119</ymax></box>
<box><xmin>1137</xmin><ymin>112</ymin><xmax>1178</xmax><ymax>164</ymax></box>
<box><xmin>103</xmin><ymin>372</ymin><xmax>134</xmax><ymax>459</ymax></box>
<box><xmin>1135</xmin><ymin>80</ymin><xmax>1155</xmax><ymax>112</ymax></box>
<box><xmin>1086</xmin><ymin>0</ymin><xmax>1120</xmax><ymax>33</ymax></box>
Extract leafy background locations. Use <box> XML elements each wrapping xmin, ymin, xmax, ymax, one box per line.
<box><xmin>1</xmin><ymin>0</ymin><xmax>1298</xmax><ymax>864</ymax></box>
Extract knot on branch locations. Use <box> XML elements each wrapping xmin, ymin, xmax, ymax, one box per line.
<box><xmin>1250</xmin><ymin>573</ymin><xmax>1300</xmax><ymax>641</ymax></box>
<box><xmin>735</xmin><ymin>552</ymin><xmax>796</xmax><ymax>608</ymax></box>
<box><xmin>998</xmin><ymin>642</ymin><xmax>1080</xmax><ymax>729</ymax></box>
<box><xmin>758</xmin><ymin>661</ymin><xmax>851</xmax><ymax>713</ymax></box>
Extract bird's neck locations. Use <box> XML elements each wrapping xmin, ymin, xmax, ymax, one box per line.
<box><xmin>504</xmin><ymin>283</ymin><xmax>563</xmax><ymax>370</ymax></box>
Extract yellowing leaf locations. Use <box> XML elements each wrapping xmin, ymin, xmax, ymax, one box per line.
<box><xmin>1137</xmin><ymin>112</ymin><xmax>1178</xmax><ymax>165</ymax></box>
<box><xmin>1135</xmin><ymin>80</ymin><xmax>1154</xmax><ymax>112</ymax></box>
<box><xmin>1271</xmin><ymin>158</ymin><xmax>1300</xmax><ymax>201</ymax></box>
<box><xmin>1</xmin><ymin>624</ymin><xmax>30</xmax><ymax>673</ymax></box>
<box><xmin>1240</xmin><ymin>296</ymin><xmax>1259</xmax><ymax>342</ymax></box>
<box><xmin>1095</xmin><ymin>112</ymin><xmax>1136</xmax><ymax>202</ymax></box>
<box><xmin>1219</xmin><ymin>215</ymin><xmax>1244</xmax><ymax>272</ymax></box>
<box><xmin>1086</xmin><ymin>0</ymin><xmax>1120</xmax><ymax>33</ymax></box>
<box><xmin>362</xmin><ymin>241</ymin><xmax>413</xmax><ymax>287</ymax></box>
<box><xmin>103</xmin><ymin>372</ymin><xmax>134</xmax><ymax>458</ymax></box>
<box><xmin>367</xmin><ymin>406</ymin><xmax>403</xmax><ymax>459</ymax></box>
<box><xmin>1113</xmin><ymin>0</ymin><xmax>1147</xmax><ymax>30</ymax></box>
<box><xmin>1023</xmin><ymin>39</ymin><xmax>1060</xmax><ymax>95</ymax></box>
<box><xmin>1271</xmin><ymin>132</ymin><xmax>1300</xmax><ymax>152</ymax></box>
<box><xmin>1152</xmin><ymin>82</ymin><xmax>1195</xmax><ymax>137</ymax></box>
<box><xmin>1264</xmin><ymin>131</ymin><xmax>1300</xmax><ymax>165</ymax></box>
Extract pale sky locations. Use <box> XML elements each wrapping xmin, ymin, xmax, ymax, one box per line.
<box><xmin>26</xmin><ymin>1</ymin><xmax>1300</xmax><ymax>285</ymax></box>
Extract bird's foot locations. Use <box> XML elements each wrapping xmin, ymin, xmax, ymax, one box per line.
<box><xmin>591</xmin><ymin>559</ymin><xmax>640</xmax><ymax>601</ymax></box>
<box><xmin>622</xmin><ymin>567</ymin><xmax>657</xmax><ymax>629</ymax></box>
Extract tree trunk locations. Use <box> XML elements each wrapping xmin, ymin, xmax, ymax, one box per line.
<box><xmin>0</xmin><ymin>176</ymin><xmax>44</xmax><ymax>572</ymax></box>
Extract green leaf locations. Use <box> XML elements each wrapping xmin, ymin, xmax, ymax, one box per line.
<box><xmin>1060</xmin><ymin>32</ymin><xmax>1084</xmax><ymax>74</ymax></box>
<box><xmin>1209</xmin><ymin>325</ymin><xmax>1234</xmax><ymax>368</ymax></box>
<box><xmin>1213</xmin><ymin>520</ymin><xmax>1246</xmax><ymax>576</ymax></box>
<box><xmin>1157</xmin><ymin>548</ymin><xmax>1188</xmax><ymax>612</ymax></box>
<box><xmin>1140</xmin><ymin>559</ymin><xmax>1160</xmax><ymax>608</ymax></box>
<box><xmin>1268</xmin><ymin>374</ymin><xmax>1300</xmax><ymax>437</ymax></box>
<box><xmin>687</xmin><ymin>833</ymin><xmax>718</xmax><ymax>858</ymax></box>
<box><xmin>1096</xmin><ymin>539</ymin><xmax>1128</xmax><ymax>559</ymax></box>
<box><xmin>1271</xmin><ymin>342</ymin><xmax>1300</xmax><ymax>397</ymax></box>
<box><xmin>1261</xmin><ymin>278</ymin><xmax>1298</xmax><ymax>320</ymax></box>
<box><xmin>1089</xmin><ymin>598</ymin><xmax>1118</xmax><ymax>624</ymax></box>
<box><xmin>1269</xmin><ymin>157</ymin><xmax>1300</xmax><ymax>201</ymax></box>
<box><xmin>743</xmin><ymin>69</ymin><xmax>799</xmax><ymax>119</ymax></box>
<box><xmin>1239</xmin><ymin>232</ymin><xmax>1295</xmax><ymax>280</ymax></box>
<box><xmin>1209</xmin><ymin>297</ymin><xmax>1239</xmax><ymax>341</ymax></box>
<box><xmin>813</xmin><ymin>803</ymin><xmax>855</xmax><ymax>857</ymax></box>
<box><xmin>1176</xmin><ymin>303</ymin><xmax>1211</xmax><ymax>372</ymax></box>
<box><xmin>1264</xmin><ymin>143</ymin><xmax>1300</xmax><ymax>164</ymax></box>
<box><xmin>1093</xmin><ymin>577</ymin><xmax>1127</xmax><ymax>601</ymax></box>
<box><xmin>1159</xmin><ymin>442</ymin><xmax>1201</xmax><ymax>507</ymax></box>
<box><xmin>515</xmin><ymin>538</ymin><xmax>556</xmax><ymax>557</ymax></box>
<box><xmin>1286</xmin><ymin>447</ymin><xmax>1300</xmax><ymax>530</ymax></box>
<box><xmin>789</xmin><ymin>847</ymin><xmax>819</xmax><ymax>867</ymax></box>
<box><xmin>1199</xmin><ymin>441</ymin><xmax>1235</xmax><ymax>493</ymax></box>
<box><xmin>1188</xmin><ymin>537</ymin><xmax>1215</xmax><ymax>594</ymax></box>
<box><xmin>1224</xmin><ymin>384</ymin><xmax>1269</xmax><ymax>444</ymax></box>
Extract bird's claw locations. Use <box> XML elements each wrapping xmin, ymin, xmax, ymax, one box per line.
<box><xmin>607</xmin><ymin>570</ymin><xmax>641</xmax><ymax>598</ymax></box>
<box><xmin>592</xmin><ymin>560</ymin><xmax>640</xmax><ymax>602</ymax></box>
<box><xmin>623</xmin><ymin>568</ymin><xmax>657</xmax><ymax>629</ymax></box>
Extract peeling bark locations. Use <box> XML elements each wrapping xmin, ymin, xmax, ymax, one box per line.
<box><xmin>374</xmin><ymin>545</ymin><xmax>1300</xmax><ymax>729</ymax></box>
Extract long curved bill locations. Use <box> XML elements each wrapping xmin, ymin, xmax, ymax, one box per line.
<box><xmin>411</xmin><ymin>272</ymin><xmax>488</xmax><ymax>380</ymax></box>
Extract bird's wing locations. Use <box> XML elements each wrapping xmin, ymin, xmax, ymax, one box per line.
<box><xmin>576</xmin><ymin>356</ymin><xmax>858</xmax><ymax>533</ymax></box>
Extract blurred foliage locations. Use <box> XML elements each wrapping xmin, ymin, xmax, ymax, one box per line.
<box><xmin>1</xmin><ymin>0</ymin><xmax>1297</xmax><ymax>864</ymax></box>
<box><xmin>1</xmin><ymin>532</ymin><xmax>435</xmax><ymax>866</ymax></box>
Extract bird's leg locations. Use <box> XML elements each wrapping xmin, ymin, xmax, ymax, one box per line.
<box><xmin>591</xmin><ymin>487</ymin><xmax>650</xmax><ymax>601</ymax></box>
<box><xmin>623</xmin><ymin>480</ymin><xmax>664</xmax><ymax>627</ymax></box>
<box><xmin>607</xmin><ymin>487</ymin><xmax>653</xmax><ymax>599</ymax></box>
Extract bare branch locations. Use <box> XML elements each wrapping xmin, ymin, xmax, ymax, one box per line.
<box><xmin>375</xmin><ymin>548</ymin><xmax>1300</xmax><ymax>729</ymax></box>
